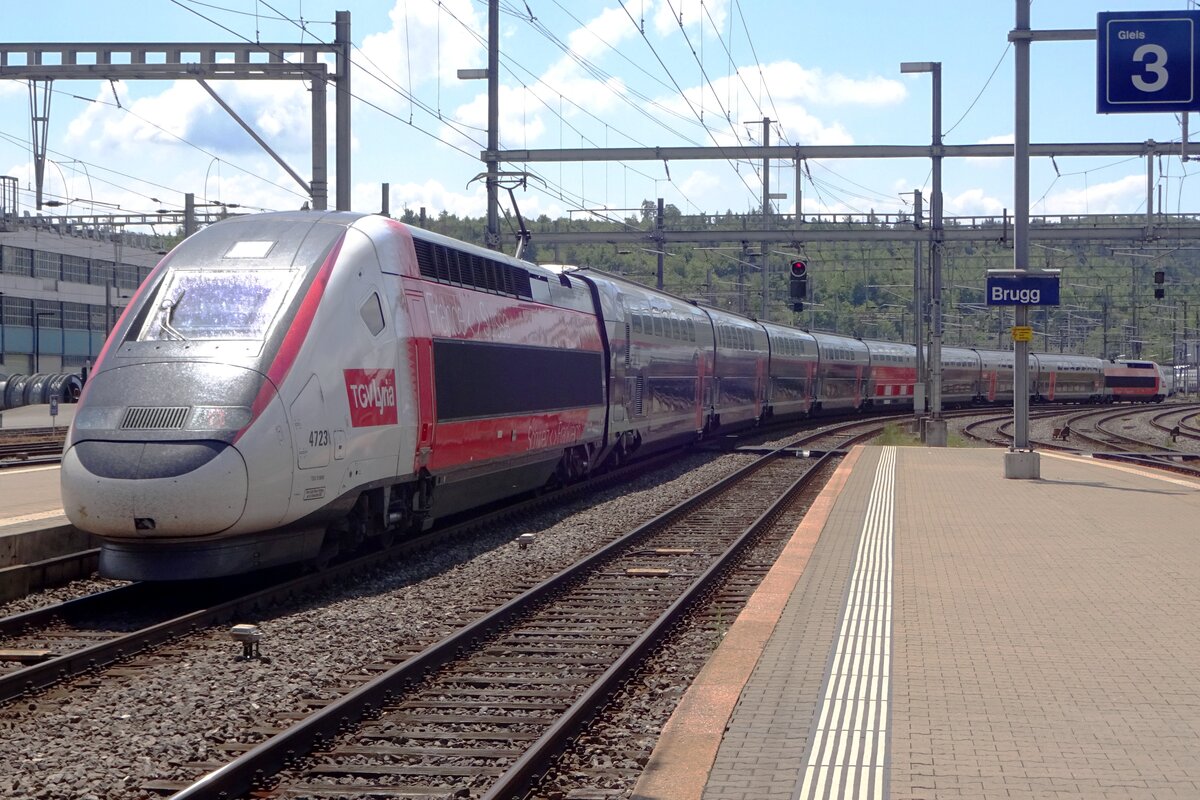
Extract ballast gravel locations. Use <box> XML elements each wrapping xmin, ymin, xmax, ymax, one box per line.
<box><xmin>0</xmin><ymin>452</ymin><xmax>751</xmax><ymax>800</ymax></box>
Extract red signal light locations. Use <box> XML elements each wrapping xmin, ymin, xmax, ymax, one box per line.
<box><xmin>791</xmin><ymin>260</ymin><xmax>807</xmax><ymax>277</ymax></box>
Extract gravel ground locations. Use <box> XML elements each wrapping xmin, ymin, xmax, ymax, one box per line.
<box><xmin>0</xmin><ymin>578</ymin><xmax>130</xmax><ymax>619</ymax></box>
<box><xmin>0</xmin><ymin>451</ymin><xmax>753</xmax><ymax>800</ymax></box>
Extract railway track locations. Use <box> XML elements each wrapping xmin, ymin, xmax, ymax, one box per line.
<box><xmin>960</xmin><ymin>402</ymin><xmax>1200</xmax><ymax>453</ymax></box>
<box><xmin>160</xmin><ymin>428</ymin><xmax>869</xmax><ymax>799</ymax></box>
<box><xmin>0</xmin><ymin>427</ymin><xmax>66</xmax><ymax>466</ymax></box>
<box><xmin>1149</xmin><ymin>405</ymin><xmax>1200</xmax><ymax>441</ymax></box>
<box><xmin>0</xmin><ymin>422</ymin><xmax>852</xmax><ymax>707</ymax></box>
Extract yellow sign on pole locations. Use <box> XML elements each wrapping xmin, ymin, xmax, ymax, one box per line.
<box><xmin>1011</xmin><ymin>325</ymin><xmax>1034</xmax><ymax>342</ymax></box>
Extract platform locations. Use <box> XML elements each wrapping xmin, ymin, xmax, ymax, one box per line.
<box><xmin>0</xmin><ymin>402</ymin><xmax>75</xmax><ymax>430</ymax></box>
<box><xmin>0</xmin><ymin>458</ymin><xmax>97</xmax><ymax>602</ymax></box>
<box><xmin>634</xmin><ymin>445</ymin><xmax>1200</xmax><ymax>800</ymax></box>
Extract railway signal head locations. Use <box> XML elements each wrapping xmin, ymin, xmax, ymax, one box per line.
<box><xmin>789</xmin><ymin>260</ymin><xmax>808</xmax><ymax>311</ymax></box>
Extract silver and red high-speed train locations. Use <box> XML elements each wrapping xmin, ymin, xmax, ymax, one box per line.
<box><xmin>60</xmin><ymin>211</ymin><xmax>1129</xmax><ymax>580</ymax></box>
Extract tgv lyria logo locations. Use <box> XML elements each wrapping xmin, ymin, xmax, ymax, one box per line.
<box><xmin>343</xmin><ymin>368</ymin><xmax>398</xmax><ymax>426</ymax></box>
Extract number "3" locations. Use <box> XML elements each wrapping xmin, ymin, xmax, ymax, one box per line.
<box><xmin>1132</xmin><ymin>43</ymin><xmax>1169</xmax><ymax>93</ymax></box>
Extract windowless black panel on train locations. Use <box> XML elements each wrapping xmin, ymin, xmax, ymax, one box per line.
<box><xmin>432</xmin><ymin>339</ymin><xmax>603</xmax><ymax>421</ymax></box>
<box><xmin>1104</xmin><ymin>375</ymin><xmax>1157</xmax><ymax>388</ymax></box>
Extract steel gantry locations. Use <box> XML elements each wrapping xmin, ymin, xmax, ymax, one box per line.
<box><xmin>0</xmin><ymin>10</ymin><xmax>352</xmax><ymax>213</ymax></box>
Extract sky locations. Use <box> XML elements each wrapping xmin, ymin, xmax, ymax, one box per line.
<box><xmin>2</xmin><ymin>0</ymin><xmax>1200</xmax><ymax>235</ymax></box>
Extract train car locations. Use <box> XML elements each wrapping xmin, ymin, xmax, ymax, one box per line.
<box><xmin>976</xmin><ymin>348</ymin><xmax>1014</xmax><ymax>403</ymax></box>
<box><xmin>61</xmin><ymin>212</ymin><xmax>612</xmax><ymax>580</ymax></box>
<box><xmin>1159</xmin><ymin>364</ymin><xmax>1175</xmax><ymax>397</ymax></box>
<box><xmin>810</xmin><ymin>331</ymin><xmax>870</xmax><ymax>413</ymax></box>
<box><xmin>702</xmin><ymin>306</ymin><xmax>769</xmax><ymax>430</ymax></box>
<box><xmin>939</xmin><ymin>346</ymin><xmax>983</xmax><ymax>407</ymax></box>
<box><xmin>862</xmin><ymin>339</ymin><xmax>917</xmax><ymax>409</ymax></box>
<box><xmin>760</xmin><ymin>321</ymin><xmax>820</xmax><ymax>420</ymax></box>
<box><xmin>574</xmin><ymin>269</ymin><xmax>710</xmax><ymax>460</ymax></box>
<box><xmin>1032</xmin><ymin>353</ymin><xmax>1106</xmax><ymax>403</ymax></box>
<box><xmin>1104</xmin><ymin>359</ymin><xmax>1164</xmax><ymax>402</ymax></box>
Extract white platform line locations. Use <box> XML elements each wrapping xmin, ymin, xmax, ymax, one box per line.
<box><xmin>796</xmin><ymin>446</ymin><xmax>895</xmax><ymax>800</ymax></box>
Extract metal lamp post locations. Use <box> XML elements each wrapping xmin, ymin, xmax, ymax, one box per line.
<box><xmin>900</xmin><ymin>60</ymin><xmax>945</xmax><ymax>445</ymax></box>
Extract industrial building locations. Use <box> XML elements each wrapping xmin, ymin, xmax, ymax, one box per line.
<box><xmin>1</xmin><ymin>177</ymin><xmax>166</xmax><ymax>376</ymax></box>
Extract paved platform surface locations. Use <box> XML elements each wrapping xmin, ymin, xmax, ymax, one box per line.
<box><xmin>0</xmin><ymin>403</ymin><xmax>74</xmax><ymax>429</ymax></box>
<box><xmin>634</xmin><ymin>445</ymin><xmax>1200</xmax><ymax>800</ymax></box>
<box><xmin>0</xmin><ymin>404</ymin><xmax>73</xmax><ymax>538</ymax></box>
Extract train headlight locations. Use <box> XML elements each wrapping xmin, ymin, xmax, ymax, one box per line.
<box><xmin>72</xmin><ymin>406</ymin><xmax>125</xmax><ymax>429</ymax></box>
<box><xmin>187</xmin><ymin>406</ymin><xmax>252</xmax><ymax>431</ymax></box>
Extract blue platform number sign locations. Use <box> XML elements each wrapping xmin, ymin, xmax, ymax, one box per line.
<box><xmin>50</xmin><ymin>396</ymin><xmax>59</xmax><ymax>417</ymax></box>
<box><xmin>1098</xmin><ymin>11</ymin><xmax>1200</xmax><ymax>113</ymax></box>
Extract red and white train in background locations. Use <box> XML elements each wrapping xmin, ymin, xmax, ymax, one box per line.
<box><xmin>59</xmin><ymin>211</ymin><xmax>1164</xmax><ymax>580</ymax></box>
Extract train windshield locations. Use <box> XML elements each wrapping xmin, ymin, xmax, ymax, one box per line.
<box><xmin>137</xmin><ymin>269</ymin><xmax>296</xmax><ymax>341</ymax></box>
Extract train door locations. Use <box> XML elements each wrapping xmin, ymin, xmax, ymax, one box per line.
<box><xmin>404</xmin><ymin>290</ymin><xmax>436</xmax><ymax>470</ymax></box>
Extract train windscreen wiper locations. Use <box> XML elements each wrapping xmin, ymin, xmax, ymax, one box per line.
<box><xmin>158</xmin><ymin>291</ymin><xmax>189</xmax><ymax>341</ymax></box>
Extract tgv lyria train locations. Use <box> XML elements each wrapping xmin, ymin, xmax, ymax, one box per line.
<box><xmin>59</xmin><ymin>211</ymin><xmax>1154</xmax><ymax>580</ymax></box>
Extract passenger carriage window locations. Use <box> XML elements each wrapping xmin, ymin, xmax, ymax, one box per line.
<box><xmin>632</xmin><ymin>314</ymin><xmax>642</xmax><ymax>334</ymax></box>
<box><xmin>671</xmin><ymin>318</ymin><xmax>681</xmax><ymax>340</ymax></box>
<box><xmin>687</xmin><ymin>319</ymin><xmax>695</xmax><ymax>341</ymax></box>
<box><xmin>653</xmin><ymin>316</ymin><xmax>663</xmax><ymax>337</ymax></box>
<box><xmin>360</xmin><ymin>292</ymin><xmax>385</xmax><ymax>336</ymax></box>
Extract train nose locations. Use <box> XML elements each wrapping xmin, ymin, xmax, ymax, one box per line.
<box><xmin>61</xmin><ymin>440</ymin><xmax>249</xmax><ymax>537</ymax></box>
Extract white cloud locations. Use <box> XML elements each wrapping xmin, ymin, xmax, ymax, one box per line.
<box><xmin>652</xmin><ymin>0</ymin><xmax>728</xmax><ymax>38</ymax></box>
<box><xmin>357</xmin><ymin>0</ymin><xmax>485</xmax><ymax>110</ymax></box>
<box><xmin>566</xmin><ymin>5</ymin><xmax>639</xmax><ymax>62</ymax></box>
<box><xmin>747</xmin><ymin>62</ymin><xmax>905</xmax><ymax>107</ymax></box>
<box><xmin>383</xmin><ymin>178</ymin><xmax>486</xmax><ymax>218</ymax></box>
<box><xmin>64</xmin><ymin>79</ymin><xmax>313</xmax><ymax>158</ymax></box>
<box><xmin>655</xmin><ymin>61</ymin><xmax>903</xmax><ymax>149</ymax></box>
<box><xmin>678</xmin><ymin>168</ymin><xmax>721</xmax><ymax>198</ymax></box>
<box><xmin>1038</xmin><ymin>174</ymin><xmax>1144</xmax><ymax>215</ymax></box>
<box><xmin>945</xmin><ymin>187</ymin><xmax>1007</xmax><ymax>217</ymax></box>
<box><xmin>441</xmin><ymin>83</ymin><xmax>548</xmax><ymax>155</ymax></box>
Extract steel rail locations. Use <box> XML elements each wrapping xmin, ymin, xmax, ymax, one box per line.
<box><xmin>167</xmin><ymin>437</ymin><xmax>839</xmax><ymax>800</ymax></box>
